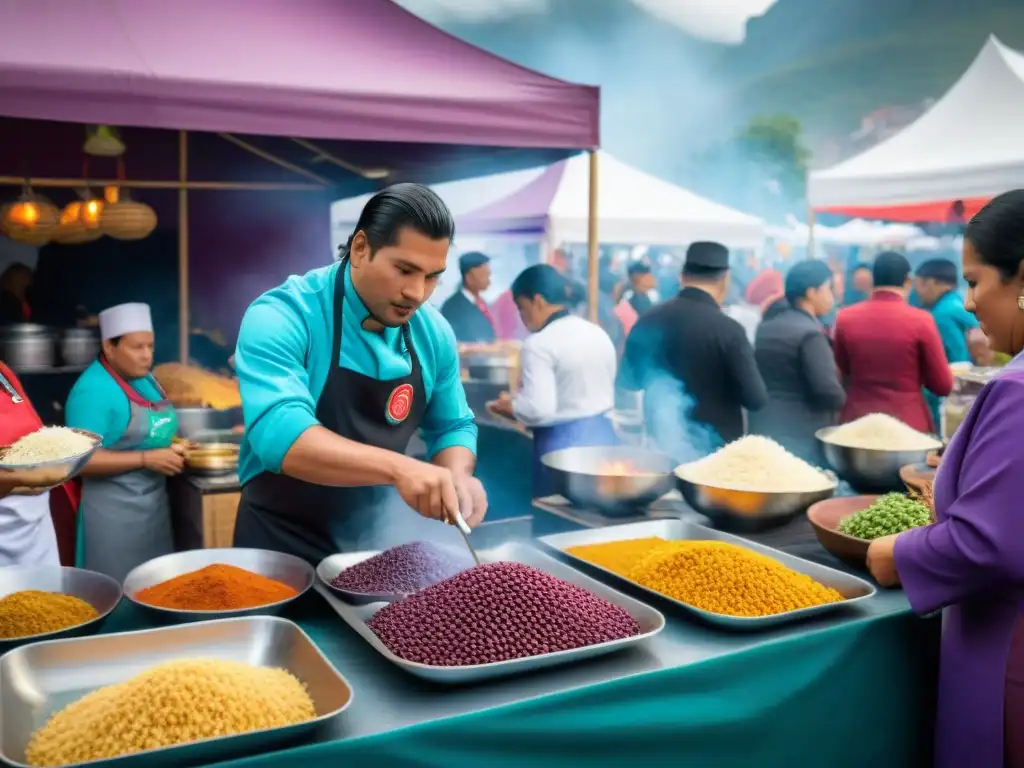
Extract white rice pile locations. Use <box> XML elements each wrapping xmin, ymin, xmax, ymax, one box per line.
<box><xmin>0</xmin><ymin>427</ymin><xmax>95</xmax><ymax>466</ymax></box>
<box><xmin>676</xmin><ymin>435</ymin><xmax>834</xmax><ymax>492</ymax></box>
<box><xmin>823</xmin><ymin>414</ymin><xmax>941</xmax><ymax>451</ymax></box>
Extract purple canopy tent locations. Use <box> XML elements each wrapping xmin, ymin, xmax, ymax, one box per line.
<box><xmin>0</xmin><ymin>0</ymin><xmax>601</xmax><ymax>357</ymax></box>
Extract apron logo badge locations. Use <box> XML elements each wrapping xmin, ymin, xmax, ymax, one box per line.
<box><xmin>385</xmin><ymin>383</ymin><xmax>414</xmax><ymax>425</ymax></box>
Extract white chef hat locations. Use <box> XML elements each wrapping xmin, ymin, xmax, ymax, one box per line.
<box><xmin>99</xmin><ymin>303</ymin><xmax>153</xmax><ymax>341</ymax></box>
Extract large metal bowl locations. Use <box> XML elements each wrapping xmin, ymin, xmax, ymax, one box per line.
<box><xmin>674</xmin><ymin>466</ymin><xmax>838</xmax><ymax>531</ymax></box>
<box><xmin>174</xmin><ymin>406</ymin><xmax>243</xmax><ymax>440</ymax></box>
<box><xmin>123</xmin><ymin>548</ymin><xmax>315</xmax><ymax>622</ymax></box>
<box><xmin>540</xmin><ymin>445</ymin><xmax>676</xmax><ymax>516</ymax></box>
<box><xmin>816</xmin><ymin>426</ymin><xmax>940</xmax><ymax>493</ymax></box>
<box><xmin>0</xmin><ymin>428</ymin><xmax>101</xmax><ymax>490</ymax></box>
<box><xmin>0</xmin><ymin>565</ymin><xmax>122</xmax><ymax>650</ymax></box>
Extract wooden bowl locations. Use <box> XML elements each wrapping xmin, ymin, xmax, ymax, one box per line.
<box><xmin>899</xmin><ymin>462</ymin><xmax>935</xmax><ymax>497</ymax></box>
<box><xmin>807</xmin><ymin>495</ymin><xmax>878</xmax><ymax>569</ymax></box>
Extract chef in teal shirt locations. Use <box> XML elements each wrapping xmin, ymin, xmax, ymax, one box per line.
<box><xmin>232</xmin><ymin>183</ymin><xmax>487</xmax><ymax>563</ymax></box>
<box><xmin>65</xmin><ymin>302</ymin><xmax>185</xmax><ymax>581</ymax></box>
<box><xmin>914</xmin><ymin>258</ymin><xmax>979</xmax><ymax>427</ymax></box>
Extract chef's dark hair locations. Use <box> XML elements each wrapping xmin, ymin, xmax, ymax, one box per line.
<box><xmin>915</xmin><ymin>258</ymin><xmax>958</xmax><ymax>286</ymax></box>
<box><xmin>872</xmin><ymin>251</ymin><xmax>911</xmax><ymax>288</ymax></box>
<box><xmin>965</xmin><ymin>190</ymin><xmax>1024</xmax><ymax>281</ymax></box>
<box><xmin>511</xmin><ymin>264</ymin><xmax>573</xmax><ymax>305</ymax></box>
<box><xmin>784</xmin><ymin>260</ymin><xmax>833</xmax><ymax>305</ymax></box>
<box><xmin>339</xmin><ymin>183</ymin><xmax>454</xmax><ymax>260</ymax></box>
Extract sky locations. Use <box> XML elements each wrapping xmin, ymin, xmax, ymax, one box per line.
<box><xmin>394</xmin><ymin>0</ymin><xmax>779</xmax><ymax>44</ymax></box>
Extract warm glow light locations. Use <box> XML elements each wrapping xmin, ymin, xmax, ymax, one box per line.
<box><xmin>60</xmin><ymin>201</ymin><xmax>83</xmax><ymax>225</ymax></box>
<box><xmin>80</xmin><ymin>198</ymin><xmax>104</xmax><ymax>228</ymax></box>
<box><xmin>104</xmin><ymin>186</ymin><xmax>120</xmax><ymax>204</ymax></box>
<box><xmin>9</xmin><ymin>201</ymin><xmax>40</xmax><ymax>228</ymax></box>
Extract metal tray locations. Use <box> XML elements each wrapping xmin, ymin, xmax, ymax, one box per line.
<box><xmin>315</xmin><ymin>541</ymin><xmax>665</xmax><ymax>684</ymax></box>
<box><xmin>538</xmin><ymin>519</ymin><xmax>877</xmax><ymax>630</ymax></box>
<box><xmin>0</xmin><ymin>566</ymin><xmax>123</xmax><ymax>652</ymax></box>
<box><xmin>0</xmin><ymin>616</ymin><xmax>353</xmax><ymax>768</ymax></box>
<box><xmin>316</xmin><ymin>548</ymin><xmax>475</xmax><ymax>605</ymax></box>
<box><xmin>123</xmin><ymin>548</ymin><xmax>315</xmax><ymax>622</ymax></box>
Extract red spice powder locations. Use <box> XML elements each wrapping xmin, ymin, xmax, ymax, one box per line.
<box><xmin>135</xmin><ymin>564</ymin><xmax>298</xmax><ymax>611</ymax></box>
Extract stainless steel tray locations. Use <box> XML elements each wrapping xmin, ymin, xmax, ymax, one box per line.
<box><xmin>316</xmin><ymin>548</ymin><xmax>473</xmax><ymax>605</ymax></box>
<box><xmin>0</xmin><ymin>616</ymin><xmax>353</xmax><ymax>768</ymax></box>
<box><xmin>123</xmin><ymin>548</ymin><xmax>315</xmax><ymax>622</ymax></box>
<box><xmin>314</xmin><ymin>541</ymin><xmax>665</xmax><ymax>684</ymax></box>
<box><xmin>538</xmin><ymin>519</ymin><xmax>877</xmax><ymax>630</ymax></box>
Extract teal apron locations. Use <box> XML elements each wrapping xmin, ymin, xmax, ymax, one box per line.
<box><xmin>75</xmin><ymin>358</ymin><xmax>179</xmax><ymax>582</ymax></box>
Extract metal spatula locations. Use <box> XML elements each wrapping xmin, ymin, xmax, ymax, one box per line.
<box><xmin>449</xmin><ymin>508</ymin><xmax>481</xmax><ymax>566</ymax></box>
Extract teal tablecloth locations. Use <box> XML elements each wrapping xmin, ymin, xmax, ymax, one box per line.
<box><xmin>97</xmin><ymin>585</ymin><xmax>938</xmax><ymax>768</ymax></box>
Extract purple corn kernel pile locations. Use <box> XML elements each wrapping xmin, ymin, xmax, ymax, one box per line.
<box><xmin>330</xmin><ymin>541</ymin><xmax>473</xmax><ymax>595</ymax></box>
<box><xmin>367</xmin><ymin>561</ymin><xmax>642</xmax><ymax>666</ymax></box>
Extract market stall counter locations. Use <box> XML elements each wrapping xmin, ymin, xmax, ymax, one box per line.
<box><xmin>67</xmin><ymin>515</ymin><xmax>935</xmax><ymax>768</ymax></box>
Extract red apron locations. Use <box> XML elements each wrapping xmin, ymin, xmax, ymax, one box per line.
<box><xmin>0</xmin><ymin>362</ymin><xmax>80</xmax><ymax>565</ymax></box>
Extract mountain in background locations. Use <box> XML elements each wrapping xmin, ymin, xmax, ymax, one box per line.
<box><xmin>426</xmin><ymin>0</ymin><xmax>1024</xmax><ymax>174</ymax></box>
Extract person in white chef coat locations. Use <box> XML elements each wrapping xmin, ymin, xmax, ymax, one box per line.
<box><xmin>0</xmin><ymin>359</ymin><xmax>72</xmax><ymax>565</ymax></box>
<box><xmin>489</xmin><ymin>264</ymin><xmax>619</xmax><ymax>497</ymax></box>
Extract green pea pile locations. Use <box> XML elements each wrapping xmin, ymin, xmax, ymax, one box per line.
<box><xmin>837</xmin><ymin>493</ymin><xmax>931</xmax><ymax>540</ymax></box>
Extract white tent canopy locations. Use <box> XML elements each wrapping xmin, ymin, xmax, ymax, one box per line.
<box><xmin>809</xmin><ymin>36</ymin><xmax>1024</xmax><ymax>207</ymax></box>
<box><xmin>329</xmin><ymin>165</ymin><xmax>546</xmax><ymax>252</ymax></box>
<box><xmin>460</xmin><ymin>151</ymin><xmax>766</xmax><ymax>248</ymax></box>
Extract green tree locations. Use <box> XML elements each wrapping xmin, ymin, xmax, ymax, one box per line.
<box><xmin>734</xmin><ymin>114</ymin><xmax>811</xmax><ymax>202</ymax></box>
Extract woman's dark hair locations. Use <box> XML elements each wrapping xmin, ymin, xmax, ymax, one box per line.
<box><xmin>511</xmin><ymin>264</ymin><xmax>572</xmax><ymax>306</ymax></box>
<box><xmin>784</xmin><ymin>260</ymin><xmax>833</xmax><ymax>305</ymax></box>
<box><xmin>964</xmin><ymin>189</ymin><xmax>1024</xmax><ymax>280</ymax></box>
<box><xmin>339</xmin><ymin>183</ymin><xmax>455</xmax><ymax>259</ymax></box>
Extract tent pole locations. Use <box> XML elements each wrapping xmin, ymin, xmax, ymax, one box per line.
<box><xmin>0</xmin><ymin>176</ymin><xmax>325</xmax><ymax>191</ymax></box>
<box><xmin>178</xmin><ymin>130</ymin><xmax>190</xmax><ymax>364</ymax></box>
<box><xmin>586</xmin><ymin>149</ymin><xmax>599</xmax><ymax>323</ymax></box>
<box><xmin>807</xmin><ymin>202</ymin><xmax>816</xmax><ymax>259</ymax></box>
<box><xmin>218</xmin><ymin>134</ymin><xmax>332</xmax><ymax>185</ymax></box>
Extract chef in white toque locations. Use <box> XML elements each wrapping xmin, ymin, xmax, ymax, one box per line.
<box><xmin>65</xmin><ymin>302</ymin><xmax>185</xmax><ymax>581</ymax></box>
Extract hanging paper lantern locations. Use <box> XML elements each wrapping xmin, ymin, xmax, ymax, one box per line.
<box><xmin>0</xmin><ymin>191</ymin><xmax>59</xmax><ymax>245</ymax></box>
<box><xmin>79</xmin><ymin>196</ymin><xmax>104</xmax><ymax>229</ymax></box>
<box><xmin>103</xmin><ymin>185</ymin><xmax>120</xmax><ymax>204</ymax></box>
<box><xmin>53</xmin><ymin>201</ymin><xmax>102</xmax><ymax>245</ymax></box>
<box><xmin>101</xmin><ymin>193</ymin><xmax>157</xmax><ymax>241</ymax></box>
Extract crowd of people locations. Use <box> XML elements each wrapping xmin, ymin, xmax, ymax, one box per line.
<box><xmin>4</xmin><ymin>183</ymin><xmax>1024</xmax><ymax>767</ymax></box>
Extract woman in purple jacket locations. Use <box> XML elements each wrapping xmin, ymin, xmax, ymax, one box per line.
<box><xmin>867</xmin><ymin>189</ymin><xmax>1024</xmax><ymax>768</ymax></box>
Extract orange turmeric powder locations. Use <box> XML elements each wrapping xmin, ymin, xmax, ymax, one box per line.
<box><xmin>135</xmin><ymin>564</ymin><xmax>297</xmax><ymax>611</ymax></box>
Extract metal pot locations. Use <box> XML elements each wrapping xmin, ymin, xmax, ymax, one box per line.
<box><xmin>0</xmin><ymin>324</ymin><xmax>58</xmax><ymax>371</ymax></box>
<box><xmin>60</xmin><ymin>328</ymin><xmax>100</xmax><ymax>368</ymax></box>
<box><xmin>464</xmin><ymin>354</ymin><xmax>511</xmax><ymax>385</ymax></box>
<box><xmin>174</xmin><ymin>406</ymin><xmax>243</xmax><ymax>440</ymax></box>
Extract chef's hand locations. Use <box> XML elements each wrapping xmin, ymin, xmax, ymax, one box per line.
<box><xmin>394</xmin><ymin>459</ymin><xmax>460</xmax><ymax>523</ymax></box>
<box><xmin>144</xmin><ymin>448</ymin><xmax>186</xmax><ymax>476</ymax></box>
<box><xmin>0</xmin><ymin>480</ymin><xmax>13</xmax><ymax>500</ymax></box>
<box><xmin>452</xmin><ymin>474</ymin><xmax>488</xmax><ymax>528</ymax></box>
<box><xmin>866</xmin><ymin>533</ymin><xmax>901</xmax><ymax>587</ymax></box>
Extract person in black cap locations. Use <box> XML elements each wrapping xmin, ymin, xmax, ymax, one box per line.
<box><xmin>621</xmin><ymin>261</ymin><xmax>659</xmax><ymax>316</ymax></box>
<box><xmin>750</xmin><ymin>259</ymin><xmax>845</xmax><ymax>463</ymax></box>
<box><xmin>618</xmin><ymin>241</ymin><xmax>768</xmax><ymax>455</ymax></box>
<box><xmin>440</xmin><ymin>251</ymin><xmax>496</xmax><ymax>343</ymax></box>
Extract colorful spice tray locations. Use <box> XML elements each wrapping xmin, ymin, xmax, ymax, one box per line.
<box><xmin>0</xmin><ymin>617</ymin><xmax>353</xmax><ymax>768</ymax></box>
<box><xmin>538</xmin><ymin>519</ymin><xmax>877</xmax><ymax>631</ymax></box>
<box><xmin>314</xmin><ymin>541</ymin><xmax>665</xmax><ymax>684</ymax></box>
<box><xmin>122</xmin><ymin>548</ymin><xmax>314</xmax><ymax>622</ymax></box>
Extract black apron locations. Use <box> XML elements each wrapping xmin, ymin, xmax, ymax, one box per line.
<box><xmin>233</xmin><ymin>259</ymin><xmax>427</xmax><ymax>565</ymax></box>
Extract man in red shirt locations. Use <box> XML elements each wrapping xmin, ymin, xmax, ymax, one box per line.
<box><xmin>833</xmin><ymin>251</ymin><xmax>953</xmax><ymax>432</ymax></box>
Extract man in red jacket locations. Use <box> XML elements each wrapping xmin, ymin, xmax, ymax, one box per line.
<box><xmin>833</xmin><ymin>251</ymin><xmax>953</xmax><ymax>433</ymax></box>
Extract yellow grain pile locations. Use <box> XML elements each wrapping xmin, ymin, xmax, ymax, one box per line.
<box><xmin>628</xmin><ymin>540</ymin><xmax>844</xmax><ymax>617</ymax></box>
<box><xmin>25</xmin><ymin>659</ymin><xmax>316</xmax><ymax>767</ymax></box>
<box><xmin>0</xmin><ymin>591</ymin><xmax>98</xmax><ymax>639</ymax></box>
<box><xmin>153</xmin><ymin>363</ymin><xmax>241</xmax><ymax>409</ymax></box>
<box><xmin>566</xmin><ymin>537</ymin><xmax>667</xmax><ymax>575</ymax></box>
<box><xmin>0</xmin><ymin>427</ymin><xmax>95</xmax><ymax>465</ymax></box>
<box><xmin>567</xmin><ymin>538</ymin><xmax>844</xmax><ymax>617</ymax></box>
